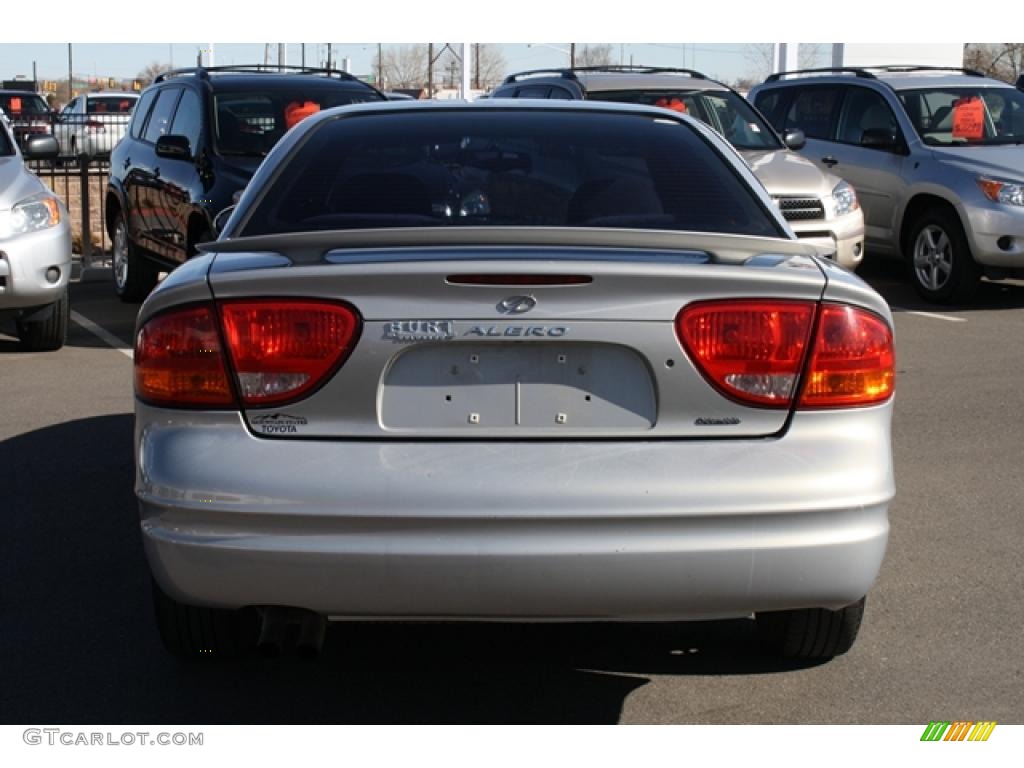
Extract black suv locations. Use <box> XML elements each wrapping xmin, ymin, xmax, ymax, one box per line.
<box><xmin>106</xmin><ymin>65</ymin><xmax>385</xmax><ymax>301</ymax></box>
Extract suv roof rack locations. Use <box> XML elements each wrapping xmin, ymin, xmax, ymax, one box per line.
<box><xmin>503</xmin><ymin>65</ymin><xmax>710</xmax><ymax>85</ymax></box>
<box><xmin>864</xmin><ymin>64</ymin><xmax>985</xmax><ymax>77</ymax></box>
<box><xmin>569</xmin><ymin>65</ymin><xmax>711</xmax><ymax>79</ymax></box>
<box><xmin>765</xmin><ymin>64</ymin><xmax>987</xmax><ymax>83</ymax></box>
<box><xmin>501</xmin><ymin>69</ymin><xmax>580</xmax><ymax>84</ymax></box>
<box><xmin>154</xmin><ymin>64</ymin><xmax>368</xmax><ymax>85</ymax></box>
<box><xmin>765</xmin><ymin>66</ymin><xmax>878</xmax><ymax>82</ymax></box>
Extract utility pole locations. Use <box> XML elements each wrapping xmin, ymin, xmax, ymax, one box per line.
<box><xmin>570</xmin><ymin>43</ymin><xmax>576</xmax><ymax>68</ymax></box>
<box><xmin>461</xmin><ymin>43</ymin><xmax>472</xmax><ymax>99</ymax></box>
<box><xmin>264</xmin><ymin>44</ymin><xmax>270</xmax><ymax>67</ymax></box>
<box><xmin>326</xmin><ymin>43</ymin><xmax>332</xmax><ymax>70</ymax></box>
<box><xmin>377</xmin><ymin>43</ymin><xmax>383</xmax><ymax>88</ymax></box>
<box><xmin>474</xmin><ymin>43</ymin><xmax>480</xmax><ymax>89</ymax></box>
<box><xmin>67</xmin><ymin>43</ymin><xmax>73</xmax><ymax>101</ymax></box>
<box><xmin>32</xmin><ymin>61</ymin><xmax>37</xmax><ymax>88</ymax></box>
<box><xmin>301</xmin><ymin>44</ymin><xmax>305</xmax><ymax>68</ymax></box>
<box><xmin>278</xmin><ymin>44</ymin><xmax>286</xmax><ymax>71</ymax></box>
<box><xmin>428</xmin><ymin>43</ymin><xmax>434</xmax><ymax>99</ymax></box>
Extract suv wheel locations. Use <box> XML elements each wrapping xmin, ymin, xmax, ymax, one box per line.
<box><xmin>755</xmin><ymin>596</ymin><xmax>866</xmax><ymax>659</ymax></box>
<box><xmin>112</xmin><ymin>211</ymin><xmax>159</xmax><ymax>303</ymax></box>
<box><xmin>151</xmin><ymin>579</ymin><xmax>257</xmax><ymax>659</ymax></box>
<box><xmin>908</xmin><ymin>209</ymin><xmax>980</xmax><ymax>304</ymax></box>
<box><xmin>16</xmin><ymin>285</ymin><xmax>69</xmax><ymax>352</ymax></box>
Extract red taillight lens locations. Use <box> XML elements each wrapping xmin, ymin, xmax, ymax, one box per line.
<box><xmin>676</xmin><ymin>300</ymin><xmax>816</xmax><ymax>407</ymax></box>
<box><xmin>219</xmin><ymin>300</ymin><xmax>360</xmax><ymax>406</ymax></box>
<box><xmin>85</xmin><ymin>120</ymin><xmax>105</xmax><ymax>133</ymax></box>
<box><xmin>135</xmin><ymin>305</ymin><xmax>234</xmax><ymax>407</ymax></box>
<box><xmin>799</xmin><ymin>304</ymin><xmax>894</xmax><ymax>408</ymax></box>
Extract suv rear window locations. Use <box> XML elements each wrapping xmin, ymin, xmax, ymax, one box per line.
<box><xmin>240</xmin><ymin>110</ymin><xmax>782</xmax><ymax>238</ymax></box>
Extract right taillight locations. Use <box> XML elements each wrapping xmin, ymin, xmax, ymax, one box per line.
<box><xmin>798</xmin><ymin>304</ymin><xmax>894</xmax><ymax>408</ymax></box>
<box><xmin>676</xmin><ymin>300</ymin><xmax>894</xmax><ymax>410</ymax></box>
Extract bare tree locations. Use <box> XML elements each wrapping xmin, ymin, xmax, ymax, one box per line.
<box><xmin>137</xmin><ymin>61</ymin><xmax>171</xmax><ymax>87</ymax></box>
<box><xmin>374</xmin><ymin>44</ymin><xmax>428</xmax><ymax>90</ymax></box>
<box><xmin>744</xmin><ymin>44</ymin><xmax>827</xmax><ymax>81</ymax></box>
<box><xmin>473</xmin><ymin>44</ymin><xmax>506</xmax><ymax>89</ymax></box>
<box><xmin>575</xmin><ymin>44</ymin><xmax>614</xmax><ymax>67</ymax></box>
<box><xmin>964</xmin><ymin>43</ymin><xmax>1024</xmax><ymax>84</ymax></box>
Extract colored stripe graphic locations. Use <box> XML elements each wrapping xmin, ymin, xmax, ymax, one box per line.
<box><xmin>921</xmin><ymin>722</ymin><xmax>950</xmax><ymax>741</ymax></box>
<box><xmin>968</xmin><ymin>722</ymin><xmax>997</xmax><ymax>741</ymax></box>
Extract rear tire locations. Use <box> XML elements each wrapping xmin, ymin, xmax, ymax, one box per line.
<box><xmin>151</xmin><ymin>579</ymin><xmax>257</xmax><ymax>659</ymax></box>
<box><xmin>756</xmin><ymin>596</ymin><xmax>866</xmax><ymax>659</ymax></box>
<box><xmin>112</xmin><ymin>211</ymin><xmax>159</xmax><ymax>303</ymax></box>
<box><xmin>16</xmin><ymin>286</ymin><xmax>69</xmax><ymax>352</ymax></box>
<box><xmin>907</xmin><ymin>208</ymin><xmax>980</xmax><ymax>304</ymax></box>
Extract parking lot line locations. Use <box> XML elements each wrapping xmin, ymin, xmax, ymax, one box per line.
<box><xmin>891</xmin><ymin>307</ymin><xmax>967</xmax><ymax>323</ymax></box>
<box><xmin>70</xmin><ymin>310</ymin><xmax>134</xmax><ymax>359</ymax></box>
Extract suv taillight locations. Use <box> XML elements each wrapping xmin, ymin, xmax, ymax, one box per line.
<box><xmin>135</xmin><ymin>300</ymin><xmax>361</xmax><ymax>408</ymax></box>
<box><xmin>676</xmin><ymin>300</ymin><xmax>893</xmax><ymax>409</ymax></box>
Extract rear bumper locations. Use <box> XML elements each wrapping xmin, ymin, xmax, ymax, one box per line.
<box><xmin>137</xmin><ymin>406</ymin><xmax>894</xmax><ymax>620</ymax></box>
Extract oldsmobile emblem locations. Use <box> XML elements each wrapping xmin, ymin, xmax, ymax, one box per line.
<box><xmin>497</xmin><ymin>295</ymin><xmax>537</xmax><ymax>315</ymax></box>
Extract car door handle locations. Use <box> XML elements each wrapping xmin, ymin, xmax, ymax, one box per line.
<box><xmin>822</xmin><ymin>156</ymin><xmax>839</xmax><ymax>168</ymax></box>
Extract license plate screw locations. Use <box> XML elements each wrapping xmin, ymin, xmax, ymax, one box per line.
<box><xmin>470</xmin><ymin>354</ymin><xmax>479</xmax><ymax>364</ymax></box>
<box><xmin>469</xmin><ymin>413</ymin><xmax>480</xmax><ymax>424</ymax></box>
<box><xmin>556</xmin><ymin>413</ymin><xmax>567</xmax><ymax>424</ymax></box>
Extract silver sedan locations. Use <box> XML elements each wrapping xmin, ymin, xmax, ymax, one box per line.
<box><xmin>133</xmin><ymin>101</ymin><xmax>896</xmax><ymax>661</ymax></box>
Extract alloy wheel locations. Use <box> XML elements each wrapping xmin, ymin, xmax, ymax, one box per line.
<box><xmin>913</xmin><ymin>224</ymin><xmax>953</xmax><ymax>292</ymax></box>
<box><xmin>113</xmin><ymin>220</ymin><xmax>129</xmax><ymax>291</ymax></box>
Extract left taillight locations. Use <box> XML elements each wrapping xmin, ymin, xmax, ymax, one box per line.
<box><xmin>135</xmin><ymin>305</ymin><xmax>235</xmax><ymax>407</ymax></box>
<box><xmin>135</xmin><ymin>300</ymin><xmax>361</xmax><ymax>408</ymax></box>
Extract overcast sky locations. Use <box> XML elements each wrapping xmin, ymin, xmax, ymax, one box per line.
<box><xmin>0</xmin><ymin>43</ymin><xmax>779</xmax><ymax>85</ymax></box>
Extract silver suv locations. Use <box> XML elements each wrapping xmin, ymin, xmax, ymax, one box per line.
<box><xmin>491</xmin><ymin>67</ymin><xmax>866</xmax><ymax>271</ymax></box>
<box><xmin>750</xmin><ymin>65</ymin><xmax>1024</xmax><ymax>303</ymax></box>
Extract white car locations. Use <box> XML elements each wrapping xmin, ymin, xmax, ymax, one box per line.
<box><xmin>0</xmin><ymin>120</ymin><xmax>72</xmax><ymax>350</ymax></box>
<box><xmin>53</xmin><ymin>91</ymin><xmax>138</xmax><ymax>158</ymax></box>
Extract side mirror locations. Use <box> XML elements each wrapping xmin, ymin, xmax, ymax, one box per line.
<box><xmin>155</xmin><ymin>134</ymin><xmax>192</xmax><ymax>161</ymax></box>
<box><xmin>23</xmin><ymin>134</ymin><xmax>60</xmax><ymax>160</ymax></box>
<box><xmin>783</xmin><ymin>128</ymin><xmax>806</xmax><ymax>151</ymax></box>
<box><xmin>861</xmin><ymin>128</ymin><xmax>902</xmax><ymax>152</ymax></box>
<box><xmin>212</xmin><ymin>205</ymin><xmax>236</xmax><ymax>237</ymax></box>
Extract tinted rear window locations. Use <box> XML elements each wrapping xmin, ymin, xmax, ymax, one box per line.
<box><xmin>240</xmin><ymin>110</ymin><xmax>782</xmax><ymax>238</ymax></box>
<box><xmin>87</xmin><ymin>96</ymin><xmax>137</xmax><ymax>114</ymax></box>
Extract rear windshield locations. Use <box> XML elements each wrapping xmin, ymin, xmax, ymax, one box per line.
<box><xmin>87</xmin><ymin>96</ymin><xmax>137</xmax><ymax>114</ymax></box>
<box><xmin>588</xmin><ymin>89</ymin><xmax>783</xmax><ymax>151</ymax></box>
<box><xmin>0</xmin><ymin>93</ymin><xmax>49</xmax><ymax>118</ymax></box>
<box><xmin>214</xmin><ymin>87</ymin><xmax>383</xmax><ymax>157</ymax></box>
<box><xmin>240</xmin><ymin>109</ymin><xmax>782</xmax><ymax>238</ymax></box>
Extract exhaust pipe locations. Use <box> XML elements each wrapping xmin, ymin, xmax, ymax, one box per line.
<box><xmin>295</xmin><ymin>612</ymin><xmax>327</xmax><ymax>659</ymax></box>
<box><xmin>256</xmin><ymin>607</ymin><xmax>326</xmax><ymax>658</ymax></box>
<box><xmin>256</xmin><ymin>608</ymin><xmax>289</xmax><ymax>658</ymax></box>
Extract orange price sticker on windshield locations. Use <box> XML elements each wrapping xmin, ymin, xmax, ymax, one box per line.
<box><xmin>952</xmin><ymin>96</ymin><xmax>984</xmax><ymax>139</ymax></box>
<box><xmin>284</xmin><ymin>101</ymin><xmax>321</xmax><ymax>130</ymax></box>
<box><xmin>10</xmin><ymin>97</ymin><xmax>22</xmax><ymax>113</ymax></box>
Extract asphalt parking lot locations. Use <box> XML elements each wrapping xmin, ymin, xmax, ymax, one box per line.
<box><xmin>1</xmin><ymin>257</ymin><xmax>1022</xmax><ymax>725</ymax></box>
